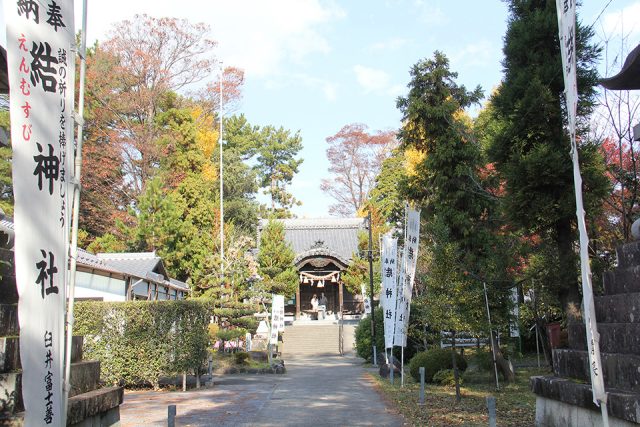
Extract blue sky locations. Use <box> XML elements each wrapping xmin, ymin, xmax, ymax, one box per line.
<box><xmin>3</xmin><ymin>0</ymin><xmax>640</xmax><ymax>218</ymax></box>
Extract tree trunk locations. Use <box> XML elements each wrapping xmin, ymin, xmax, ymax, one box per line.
<box><xmin>491</xmin><ymin>333</ymin><xmax>515</xmax><ymax>382</ymax></box>
<box><xmin>451</xmin><ymin>331</ymin><xmax>461</xmax><ymax>402</ymax></box>
<box><xmin>556</xmin><ymin>220</ymin><xmax>581</xmax><ymax>326</ymax></box>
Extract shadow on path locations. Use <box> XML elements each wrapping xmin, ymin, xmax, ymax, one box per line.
<box><xmin>120</xmin><ymin>355</ymin><xmax>403</xmax><ymax>426</ymax></box>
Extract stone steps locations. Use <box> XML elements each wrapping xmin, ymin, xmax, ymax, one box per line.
<box><xmin>0</xmin><ymin>336</ymin><xmax>20</xmax><ymax>372</ymax></box>
<box><xmin>568</xmin><ymin>323</ymin><xmax>640</xmax><ymax>354</ymax></box>
<box><xmin>67</xmin><ymin>386</ymin><xmax>123</xmax><ymax>426</ymax></box>
<box><xmin>284</xmin><ymin>324</ymin><xmax>340</xmax><ymax>357</ymax></box>
<box><xmin>531</xmin><ymin>375</ymin><xmax>640</xmax><ymax>424</ymax></box>
<box><xmin>603</xmin><ymin>265</ymin><xmax>640</xmax><ymax>296</ymax></box>
<box><xmin>553</xmin><ymin>349</ymin><xmax>640</xmax><ymax>393</ymax></box>
<box><xmin>615</xmin><ymin>240</ymin><xmax>640</xmax><ymax>269</ymax></box>
<box><xmin>595</xmin><ymin>292</ymin><xmax>640</xmax><ymax>323</ymax></box>
<box><xmin>0</xmin><ymin>304</ymin><xmax>18</xmax><ymax>336</ymax></box>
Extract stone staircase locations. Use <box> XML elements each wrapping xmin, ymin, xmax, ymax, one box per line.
<box><xmin>0</xmin><ymin>247</ymin><xmax>123</xmax><ymax>426</ymax></box>
<box><xmin>531</xmin><ymin>240</ymin><xmax>640</xmax><ymax>426</ymax></box>
<box><xmin>282</xmin><ymin>321</ymin><xmax>359</xmax><ymax>359</ymax></box>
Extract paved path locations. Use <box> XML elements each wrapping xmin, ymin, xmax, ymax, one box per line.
<box><xmin>120</xmin><ymin>355</ymin><xmax>403</xmax><ymax>426</ymax></box>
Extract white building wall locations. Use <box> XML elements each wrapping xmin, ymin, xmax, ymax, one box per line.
<box><xmin>75</xmin><ymin>271</ymin><xmax>127</xmax><ymax>301</ymax></box>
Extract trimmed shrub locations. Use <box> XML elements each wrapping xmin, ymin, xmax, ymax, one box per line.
<box><xmin>409</xmin><ymin>348</ymin><xmax>468</xmax><ymax>383</ymax></box>
<box><xmin>354</xmin><ymin>307</ymin><xmax>384</xmax><ymax>361</ymax></box>
<box><xmin>468</xmin><ymin>348</ymin><xmax>493</xmax><ymax>371</ymax></box>
<box><xmin>75</xmin><ymin>299</ymin><xmax>214</xmax><ymax>388</ymax></box>
<box><xmin>432</xmin><ymin>369</ymin><xmax>462</xmax><ymax>386</ymax></box>
<box><xmin>234</xmin><ymin>352</ymin><xmax>250</xmax><ymax>365</ymax></box>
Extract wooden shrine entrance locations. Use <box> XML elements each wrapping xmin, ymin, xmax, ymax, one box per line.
<box><xmin>294</xmin><ymin>248</ymin><xmax>349</xmax><ymax>320</ymax></box>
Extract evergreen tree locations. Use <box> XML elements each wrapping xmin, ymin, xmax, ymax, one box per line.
<box><xmin>487</xmin><ymin>1</ymin><xmax>608</xmax><ymax>321</ymax></box>
<box><xmin>257</xmin><ymin>219</ymin><xmax>298</xmax><ymax>298</ymax></box>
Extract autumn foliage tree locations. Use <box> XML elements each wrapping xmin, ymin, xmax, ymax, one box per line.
<box><xmin>321</xmin><ymin>123</ymin><xmax>397</xmax><ymax>216</ymax></box>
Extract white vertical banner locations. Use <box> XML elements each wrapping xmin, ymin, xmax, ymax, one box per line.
<box><xmin>394</xmin><ymin>207</ymin><xmax>420</xmax><ymax>348</ymax></box>
<box><xmin>5</xmin><ymin>1</ymin><xmax>74</xmax><ymax>425</ymax></box>
<box><xmin>270</xmin><ymin>294</ymin><xmax>285</xmax><ymax>344</ymax></box>
<box><xmin>361</xmin><ymin>283</ymin><xmax>371</xmax><ymax>315</ymax></box>
<box><xmin>380</xmin><ymin>234</ymin><xmax>398</xmax><ymax>349</ymax></box>
<box><xmin>555</xmin><ymin>0</ymin><xmax>607</xmax><ymax>407</ymax></box>
<box><xmin>509</xmin><ymin>287</ymin><xmax>520</xmax><ymax>338</ymax></box>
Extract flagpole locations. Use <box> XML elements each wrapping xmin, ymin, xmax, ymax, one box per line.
<box><xmin>63</xmin><ymin>0</ymin><xmax>88</xmax><ymax>423</ymax></box>
<box><xmin>555</xmin><ymin>1</ymin><xmax>608</xmax><ymax>423</ymax></box>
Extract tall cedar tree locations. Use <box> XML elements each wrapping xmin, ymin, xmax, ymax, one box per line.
<box><xmin>488</xmin><ymin>1</ymin><xmax>607</xmax><ymax>322</ymax></box>
<box><xmin>396</xmin><ymin>52</ymin><xmax>514</xmax><ymax>345</ymax></box>
<box><xmin>396</xmin><ymin>51</ymin><xmax>485</xmax><ymax>244</ymax></box>
<box><xmin>257</xmin><ymin>220</ymin><xmax>298</xmax><ymax>298</ymax></box>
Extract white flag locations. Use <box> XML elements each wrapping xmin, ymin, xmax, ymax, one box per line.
<box><xmin>270</xmin><ymin>294</ymin><xmax>285</xmax><ymax>344</ymax></box>
<box><xmin>394</xmin><ymin>207</ymin><xmax>421</xmax><ymax>347</ymax></box>
<box><xmin>380</xmin><ymin>234</ymin><xmax>399</xmax><ymax>349</ymax></box>
<box><xmin>361</xmin><ymin>284</ymin><xmax>371</xmax><ymax>315</ymax></box>
<box><xmin>5</xmin><ymin>1</ymin><xmax>75</xmax><ymax>425</ymax></box>
<box><xmin>555</xmin><ymin>0</ymin><xmax>606</xmax><ymax>406</ymax></box>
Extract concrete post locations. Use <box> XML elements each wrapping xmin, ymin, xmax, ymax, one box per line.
<box><xmin>487</xmin><ymin>396</ymin><xmax>496</xmax><ymax>427</ymax></box>
<box><xmin>419</xmin><ymin>367</ymin><xmax>425</xmax><ymax>406</ymax></box>
<box><xmin>168</xmin><ymin>405</ymin><xmax>176</xmax><ymax>427</ymax></box>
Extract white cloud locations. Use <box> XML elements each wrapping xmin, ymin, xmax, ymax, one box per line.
<box><xmin>73</xmin><ymin>0</ymin><xmax>345</xmax><ymax>79</ymax></box>
<box><xmin>600</xmin><ymin>2</ymin><xmax>640</xmax><ymax>38</ymax></box>
<box><xmin>214</xmin><ymin>0</ymin><xmax>345</xmax><ymax>77</ymax></box>
<box><xmin>292</xmin><ymin>73</ymin><xmax>338</xmax><ymax>101</ymax></box>
<box><xmin>450</xmin><ymin>40</ymin><xmax>497</xmax><ymax>69</ymax></box>
<box><xmin>353</xmin><ymin>65</ymin><xmax>390</xmax><ymax>93</ymax></box>
<box><xmin>412</xmin><ymin>0</ymin><xmax>447</xmax><ymax>26</ymax></box>
<box><xmin>369</xmin><ymin>37</ymin><xmax>410</xmax><ymax>52</ymax></box>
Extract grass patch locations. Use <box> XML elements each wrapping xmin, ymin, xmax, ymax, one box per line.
<box><xmin>210</xmin><ymin>351</ymin><xmax>272</xmax><ymax>373</ymax></box>
<box><xmin>371</xmin><ymin>366</ymin><xmax>551</xmax><ymax>426</ymax></box>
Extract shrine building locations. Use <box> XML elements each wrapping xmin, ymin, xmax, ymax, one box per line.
<box><xmin>257</xmin><ymin>218</ymin><xmax>366</xmax><ymax>320</ymax></box>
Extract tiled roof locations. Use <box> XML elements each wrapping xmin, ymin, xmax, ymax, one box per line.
<box><xmin>96</xmin><ymin>252</ymin><xmax>165</xmax><ymax>279</ymax></box>
<box><xmin>169</xmin><ymin>278</ymin><xmax>189</xmax><ymax>291</ymax></box>
<box><xmin>77</xmin><ymin>249</ymin><xmax>122</xmax><ymax>275</ymax></box>
<box><xmin>258</xmin><ymin>217</ymin><xmax>365</xmax><ymax>262</ymax></box>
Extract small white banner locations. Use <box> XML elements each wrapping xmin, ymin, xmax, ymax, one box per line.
<box><xmin>270</xmin><ymin>294</ymin><xmax>285</xmax><ymax>344</ymax></box>
<box><xmin>380</xmin><ymin>234</ymin><xmax>398</xmax><ymax>349</ymax></box>
<box><xmin>394</xmin><ymin>207</ymin><xmax>420</xmax><ymax>347</ymax></box>
<box><xmin>361</xmin><ymin>283</ymin><xmax>371</xmax><ymax>315</ymax></box>
<box><xmin>5</xmin><ymin>0</ymin><xmax>75</xmax><ymax>425</ymax></box>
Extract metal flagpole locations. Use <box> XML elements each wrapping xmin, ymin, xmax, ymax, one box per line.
<box><xmin>484</xmin><ymin>282</ymin><xmax>500</xmax><ymax>391</ymax></box>
<box><xmin>368</xmin><ymin>211</ymin><xmax>377</xmax><ymax>366</ymax></box>
<box><xmin>63</xmin><ymin>0</ymin><xmax>88</xmax><ymax>422</ymax></box>
<box><xmin>219</xmin><ymin>63</ymin><xmax>224</xmax><ymax>279</ymax></box>
<box><xmin>400</xmin><ymin>203</ymin><xmax>408</xmax><ymax>387</ymax></box>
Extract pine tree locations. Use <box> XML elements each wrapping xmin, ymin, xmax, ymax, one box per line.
<box><xmin>257</xmin><ymin>219</ymin><xmax>298</xmax><ymax>298</ymax></box>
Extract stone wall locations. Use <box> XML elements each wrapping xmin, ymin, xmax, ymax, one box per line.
<box><xmin>531</xmin><ymin>240</ymin><xmax>640</xmax><ymax>426</ymax></box>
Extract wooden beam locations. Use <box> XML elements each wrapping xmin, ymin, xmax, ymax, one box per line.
<box><xmin>296</xmin><ymin>282</ymin><xmax>301</xmax><ymax>320</ymax></box>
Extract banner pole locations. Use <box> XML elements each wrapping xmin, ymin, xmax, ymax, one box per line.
<box><xmin>62</xmin><ymin>0</ymin><xmax>88</xmax><ymax>423</ymax></box>
<box><xmin>401</xmin><ymin>345</ymin><xmax>404</xmax><ymax>387</ymax></box>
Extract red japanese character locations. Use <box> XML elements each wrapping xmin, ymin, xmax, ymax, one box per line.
<box><xmin>18</xmin><ymin>34</ymin><xmax>28</xmax><ymax>52</ymax></box>
<box><xmin>22</xmin><ymin>124</ymin><xmax>32</xmax><ymax>141</ymax></box>
<box><xmin>19</xmin><ymin>57</ymin><xmax>30</xmax><ymax>74</ymax></box>
<box><xmin>21</xmin><ymin>102</ymin><xmax>31</xmax><ymax>118</ymax></box>
<box><xmin>20</xmin><ymin>78</ymin><xmax>31</xmax><ymax>96</ymax></box>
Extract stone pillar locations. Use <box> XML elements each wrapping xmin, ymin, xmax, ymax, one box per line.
<box><xmin>338</xmin><ymin>281</ymin><xmax>344</xmax><ymax>317</ymax></box>
<box><xmin>295</xmin><ymin>282</ymin><xmax>301</xmax><ymax>320</ymax></box>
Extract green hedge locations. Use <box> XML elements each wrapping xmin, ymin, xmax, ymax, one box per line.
<box><xmin>409</xmin><ymin>348</ymin><xmax>468</xmax><ymax>383</ymax></box>
<box><xmin>75</xmin><ymin>299</ymin><xmax>214</xmax><ymax>388</ymax></box>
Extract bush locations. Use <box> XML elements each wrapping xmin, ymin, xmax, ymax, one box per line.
<box><xmin>409</xmin><ymin>348</ymin><xmax>468</xmax><ymax>383</ymax></box>
<box><xmin>75</xmin><ymin>299</ymin><xmax>214</xmax><ymax>388</ymax></box>
<box><xmin>432</xmin><ymin>369</ymin><xmax>462</xmax><ymax>386</ymax></box>
<box><xmin>234</xmin><ymin>352</ymin><xmax>250</xmax><ymax>365</ymax></box>
<box><xmin>354</xmin><ymin>307</ymin><xmax>384</xmax><ymax>362</ymax></box>
<box><xmin>468</xmin><ymin>347</ymin><xmax>493</xmax><ymax>371</ymax></box>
